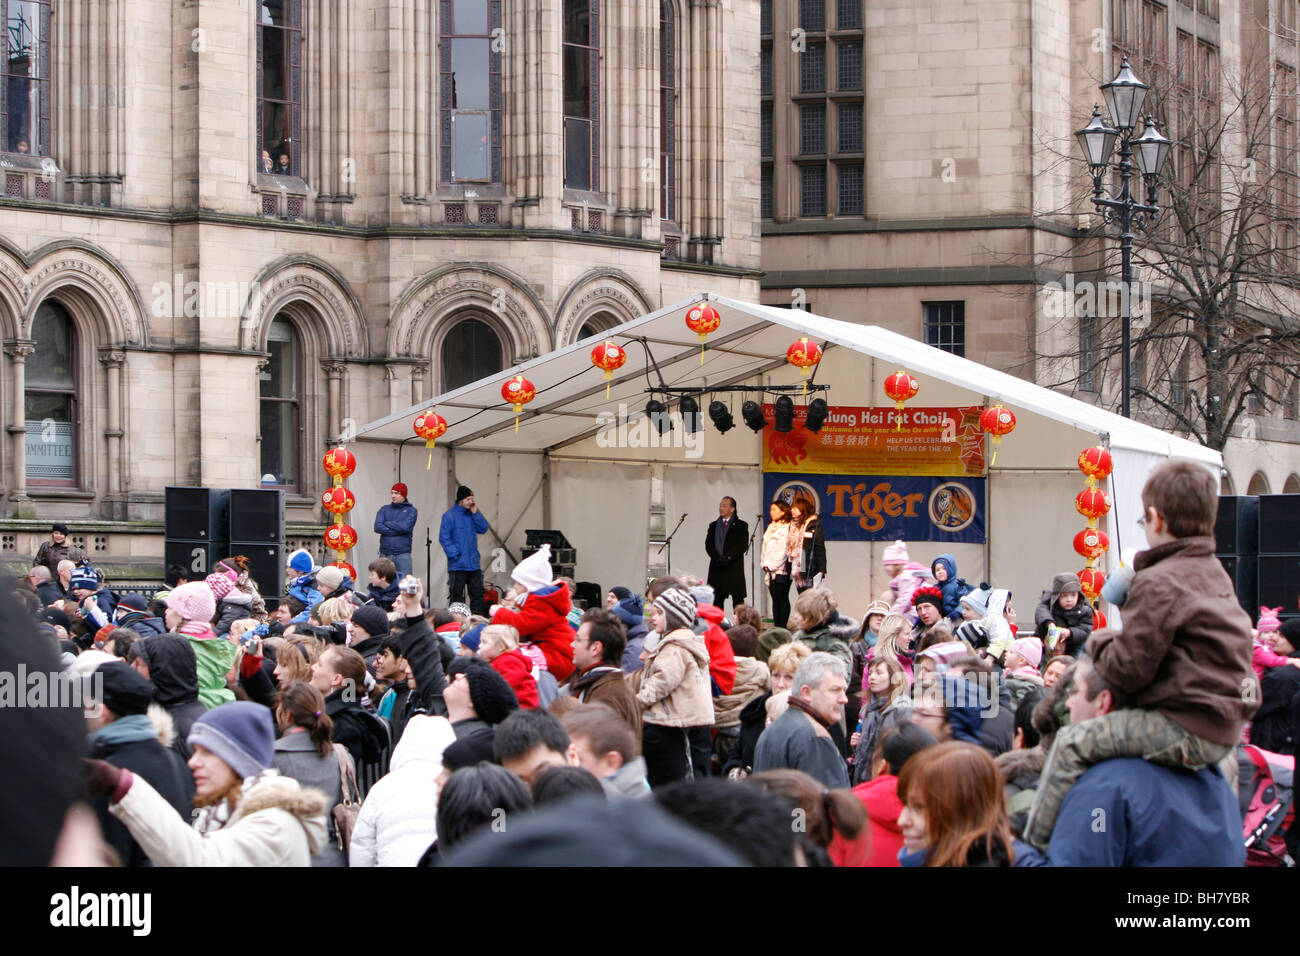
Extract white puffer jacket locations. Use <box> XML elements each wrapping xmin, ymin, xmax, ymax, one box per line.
<box><xmin>348</xmin><ymin>715</ymin><xmax>457</xmax><ymax>867</ymax></box>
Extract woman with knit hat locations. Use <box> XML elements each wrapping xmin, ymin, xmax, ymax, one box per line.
<box><xmin>632</xmin><ymin>587</ymin><xmax>714</xmax><ymax>788</ymax></box>
<box><xmin>85</xmin><ymin>701</ymin><xmax>329</xmax><ymax>866</ymax></box>
<box><xmin>165</xmin><ymin>580</ymin><xmax>237</xmax><ymax>708</ymax></box>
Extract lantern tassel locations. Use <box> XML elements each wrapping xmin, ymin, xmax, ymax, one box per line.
<box><xmin>426</xmin><ymin>452</ymin><xmax>432</xmax><ymax>470</ymax></box>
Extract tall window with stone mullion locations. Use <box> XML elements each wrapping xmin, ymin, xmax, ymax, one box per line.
<box><xmin>25</xmin><ymin>301</ymin><xmax>77</xmax><ymax>486</ymax></box>
<box><xmin>257</xmin><ymin>0</ymin><xmax>302</xmax><ymax>177</ymax></box>
<box><xmin>1</xmin><ymin>0</ymin><xmax>52</xmax><ymax>155</ymax></box>
<box><xmin>440</xmin><ymin>0</ymin><xmax>503</xmax><ymax>184</ymax></box>
<box><xmin>564</xmin><ymin>0</ymin><xmax>600</xmax><ymax>191</ymax></box>
<box><xmin>660</xmin><ymin>0</ymin><xmax>675</xmax><ymax>222</ymax></box>
<box><xmin>760</xmin><ymin>0</ymin><xmax>773</xmax><ymax>218</ymax></box>
<box><xmin>793</xmin><ymin>0</ymin><xmax>863</xmax><ymax>218</ymax></box>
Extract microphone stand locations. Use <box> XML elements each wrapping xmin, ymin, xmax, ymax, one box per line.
<box><xmin>749</xmin><ymin>514</ymin><xmax>760</xmax><ymax>615</ymax></box>
<box><xmin>658</xmin><ymin>512</ymin><xmax>687</xmax><ymax>577</ymax></box>
<box><xmin>425</xmin><ymin>527</ymin><xmax>432</xmax><ymax>600</ymax></box>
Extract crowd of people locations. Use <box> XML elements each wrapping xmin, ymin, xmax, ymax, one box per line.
<box><xmin>7</xmin><ymin>459</ymin><xmax>1298</xmax><ymax>867</ymax></box>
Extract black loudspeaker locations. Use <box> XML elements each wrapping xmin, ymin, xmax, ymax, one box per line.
<box><xmin>1258</xmin><ymin>495</ymin><xmax>1300</xmax><ymax>554</ymax></box>
<box><xmin>1215</xmin><ymin>496</ymin><xmax>1259</xmax><ymax>556</ymax></box>
<box><xmin>165</xmin><ymin>538</ymin><xmax>230</xmax><ymax>579</ymax></box>
<box><xmin>227</xmin><ymin>543</ymin><xmax>284</xmax><ymax>601</ymax></box>
<box><xmin>575</xmin><ymin>581</ymin><xmax>602</xmax><ymax>611</ymax></box>
<box><xmin>1258</xmin><ymin>555</ymin><xmax>1300</xmax><ymax>610</ymax></box>
<box><xmin>165</xmin><ymin>487</ymin><xmax>230</xmax><ymax>541</ymax></box>
<box><xmin>229</xmin><ymin>488</ymin><xmax>286</xmax><ymax>543</ymax></box>
<box><xmin>1217</xmin><ymin>555</ymin><xmax>1259</xmax><ymax>621</ymax></box>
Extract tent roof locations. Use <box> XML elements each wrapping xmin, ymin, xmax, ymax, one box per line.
<box><xmin>356</xmin><ymin>293</ymin><xmax>1221</xmax><ymax>466</ymax></box>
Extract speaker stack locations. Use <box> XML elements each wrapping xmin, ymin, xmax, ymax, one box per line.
<box><xmin>165</xmin><ymin>486</ymin><xmax>286</xmax><ymax>599</ymax></box>
<box><xmin>1257</xmin><ymin>494</ymin><xmax>1300</xmax><ymax>623</ymax></box>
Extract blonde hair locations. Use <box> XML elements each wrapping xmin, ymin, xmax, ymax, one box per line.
<box><xmin>314</xmin><ymin>596</ymin><xmax>354</xmax><ymax>625</ymax></box>
<box><xmin>276</xmin><ymin>634</ymin><xmax>321</xmax><ymax>684</ymax></box>
<box><xmin>768</xmin><ymin>641</ymin><xmax>812</xmax><ymax>677</ymax></box>
<box><xmin>873</xmin><ymin>613</ymin><xmax>911</xmax><ymax>672</ymax></box>
<box><xmin>793</xmin><ymin>587</ymin><xmax>837</xmax><ymax>631</ymax></box>
<box><xmin>459</xmin><ymin>614</ymin><xmax>489</xmax><ymax>637</ymax></box>
<box><xmin>229</xmin><ymin>618</ymin><xmax>260</xmax><ymax>640</ymax></box>
<box><xmin>867</xmin><ymin>654</ymin><xmax>910</xmax><ymax>704</ymax></box>
<box><xmin>480</xmin><ymin>624</ymin><xmax>520</xmax><ymax>652</ymax></box>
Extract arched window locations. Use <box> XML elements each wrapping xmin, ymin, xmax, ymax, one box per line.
<box><xmin>1284</xmin><ymin>474</ymin><xmax>1300</xmax><ymax>494</ymax></box>
<box><xmin>260</xmin><ymin>317</ymin><xmax>301</xmax><ymax>488</ymax></box>
<box><xmin>578</xmin><ymin>310</ymin><xmax>619</xmax><ymax>341</ymax></box>
<box><xmin>442</xmin><ymin>316</ymin><xmax>503</xmax><ymax>391</ymax></box>
<box><xmin>1246</xmin><ymin>471</ymin><xmax>1271</xmax><ymax>496</ymax></box>
<box><xmin>440</xmin><ymin>0</ymin><xmax>503</xmax><ymax>184</ymax></box>
<box><xmin>257</xmin><ymin>0</ymin><xmax>302</xmax><ymax>177</ymax></box>
<box><xmin>660</xmin><ymin>0</ymin><xmax>675</xmax><ymax>221</ymax></box>
<box><xmin>563</xmin><ymin>0</ymin><xmax>599</xmax><ymax>190</ymax></box>
<box><xmin>2</xmin><ymin>0</ymin><xmax>52</xmax><ymax>155</ymax></box>
<box><xmin>25</xmin><ymin>300</ymin><xmax>77</xmax><ymax>485</ymax></box>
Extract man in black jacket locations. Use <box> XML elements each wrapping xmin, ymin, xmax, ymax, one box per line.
<box><xmin>705</xmin><ymin>496</ymin><xmax>749</xmax><ymax>612</ymax></box>
<box><xmin>85</xmin><ymin>662</ymin><xmax>193</xmax><ymax>867</ymax></box>
<box><xmin>391</xmin><ymin>580</ymin><xmax>449</xmax><ymax>742</ymax></box>
<box><xmin>127</xmin><ymin>634</ymin><xmax>207</xmax><ymax>760</ymax></box>
<box><xmin>441</xmin><ymin>657</ymin><xmax>519</xmax><ymax>769</ymax></box>
<box><xmin>311</xmin><ymin>645</ymin><xmax>376</xmax><ymax>766</ymax></box>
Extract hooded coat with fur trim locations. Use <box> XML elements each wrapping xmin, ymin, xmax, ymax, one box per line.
<box><xmin>793</xmin><ymin>613</ymin><xmax>859</xmax><ymax>675</ymax></box>
<box><xmin>109</xmin><ymin>771</ymin><xmax>328</xmax><ymax>867</ymax></box>
<box><xmin>490</xmin><ymin>584</ymin><xmax>575</xmax><ymax>682</ymax></box>
<box><xmin>633</xmin><ymin>627</ymin><xmax>715</xmax><ymax>728</ymax></box>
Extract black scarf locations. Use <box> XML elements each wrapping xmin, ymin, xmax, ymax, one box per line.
<box><xmin>787</xmin><ymin>695</ymin><xmax>837</xmax><ymax>732</ymax></box>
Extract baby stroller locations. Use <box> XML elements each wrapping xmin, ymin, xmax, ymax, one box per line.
<box><xmin>1239</xmin><ymin>744</ymin><xmax>1295</xmax><ymax>866</ymax></box>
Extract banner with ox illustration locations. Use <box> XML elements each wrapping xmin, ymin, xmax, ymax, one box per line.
<box><xmin>762</xmin><ymin>473</ymin><xmax>987</xmax><ymax>543</ymax></box>
<box><xmin>761</xmin><ymin>404</ymin><xmax>986</xmax><ymax>477</ymax></box>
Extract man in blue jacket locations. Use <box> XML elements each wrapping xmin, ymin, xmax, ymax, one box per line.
<box><xmin>374</xmin><ymin>482</ymin><xmax>419</xmax><ymax>578</ymax></box>
<box><xmin>1043</xmin><ymin>657</ymin><xmax>1245</xmax><ymax>866</ymax></box>
<box><xmin>439</xmin><ymin>485</ymin><xmax>490</xmax><ymax>615</ymax></box>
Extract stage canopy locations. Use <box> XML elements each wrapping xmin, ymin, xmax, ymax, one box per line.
<box><xmin>352</xmin><ymin>294</ymin><xmax>1219</xmax><ymax>618</ymax></box>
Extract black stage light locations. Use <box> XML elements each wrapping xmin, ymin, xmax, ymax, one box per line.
<box><xmin>741</xmin><ymin>400</ymin><xmax>768</xmax><ymax>433</ymax></box>
<box><xmin>679</xmin><ymin>396</ymin><xmax>703</xmax><ymax>433</ymax></box>
<box><xmin>645</xmin><ymin>398</ymin><xmax>673</xmax><ymax>435</ymax></box>
<box><xmin>708</xmin><ymin>400</ymin><xmax>735</xmax><ymax>433</ymax></box>
<box><xmin>773</xmin><ymin>395</ymin><xmax>796</xmax><ymax>433</ymax></box>
<box><xmin>804</xmin><ymin>398</ymin><xmax>829</xmax><ymax>433</ymax></box>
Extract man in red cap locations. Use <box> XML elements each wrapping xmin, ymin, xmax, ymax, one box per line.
<box><xmin>375</xmin><ymin>483</ymin><xmax>419</xmax><ymax>579</ymax></box>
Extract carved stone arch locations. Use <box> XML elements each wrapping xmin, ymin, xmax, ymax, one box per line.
<box><xmin>23</xmin><ymin>242</ymin><xmax>149</xmax><ymax>346</ymax></box>
<box><xmin>388</xmin><ymin>263</ymin><xmax>551</xmax><ymax>363</ymax></box>
<box><xmin>242</xmin><ymin>256</ymin><xmax>368</xmax><ymax>358</ymax></box>
<box><xmin>1283</xmin><ymin>473</ymin><xmax>1300</xmax><ymax>494</ymax></box>
<box><xmin>553</xmin><ymin>269</ymin><xmax>652</xmax><ymax>347</ymax></box>
<box><xmin>1246</xmin><ymin>471</ymin><xmax>1271</xmax><ymax>496</ymax></box>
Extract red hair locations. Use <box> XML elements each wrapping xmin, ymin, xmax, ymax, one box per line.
<box><xmin>895</xmin><ymin>742</ymin><xmax>1016</xmax><ymax>867</ymax></box>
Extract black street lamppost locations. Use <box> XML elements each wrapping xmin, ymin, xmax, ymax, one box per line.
<box><xmin>1075</xmin><ymin>56</ymin><xmax>1173</xmax><ymax>419</ymax></box>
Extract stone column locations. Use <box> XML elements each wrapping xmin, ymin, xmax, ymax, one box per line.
<box><xmin>323</xmin><ymin>362</ymin><xmax>346</xmax><ymax>442</ymax></box>
<box><xmin>412</xmin><ymin>364</ymin><xmax>429</xmax><ymax>406</ymax></box>
<box><xmin>385</xmin><ymin>363</ymin><xmax>402</xmax><ymax>416</ymax></box>
<box><xmin>98</xmin><ymin>349</ymin><xmax>125</xmax><ymax>496</ymax></box>
<box><xmin>5</xmin><ymin>341</ymin><xmax>35</xmax><ymax>509</ymax></box>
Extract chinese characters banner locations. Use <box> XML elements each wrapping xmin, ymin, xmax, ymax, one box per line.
<box><xmin>762</xmin><ymin>405</ymin><xmax>986</xmax><ymax>477</ymax></box>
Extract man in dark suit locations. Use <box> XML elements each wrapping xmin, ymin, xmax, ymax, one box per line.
<box><xmin>705</xmin><ymin>497</ymin><xmax>749</xmax><ymax>612</ymax></box>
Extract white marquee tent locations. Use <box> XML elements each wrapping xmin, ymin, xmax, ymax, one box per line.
<box><xmin>350</xmin><ymin>294</ymin><xmax>1220</xmax><ymax>619</ymax></box>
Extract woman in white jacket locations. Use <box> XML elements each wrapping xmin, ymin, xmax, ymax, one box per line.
<box><xmin>86</xmin><ymin>701</ymin><xmax>328</xmax><ymax>866</ymax></box>
<box><xmin>762</xmin><ymin>501</ymin><xmax>794</xmax><ymax>629</ymax></box>
<box><xmin>349</xmin><ymin>715</ymin><xmax>457</xmax><ymax>866</ymax></box>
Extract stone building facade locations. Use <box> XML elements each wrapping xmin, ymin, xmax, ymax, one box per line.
<box><xmin>759</xmin><ymin>0</ymin><xmax>1300</xmax><ymax>496</ymax></box>
<box><xmin>0</xmin><ymin>0</ymin><xmax>761</xmax><ymax>576</ymax></box>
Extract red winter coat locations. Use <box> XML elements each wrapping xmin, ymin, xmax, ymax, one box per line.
<box><xmin>491</xmin><ymin>585</ymin><xmax>575</xmax><ymax>683</ymax></box>
<box><xmin>831</xmin><ymin>773</ymin><xmax>903</xmax><ymax>868</ymax></box>
<box><xmin>490</xmin><ymin>648</ymin><xmax>540</xmax><ymax>709</ymax></box>
<box><xmin>695</xmin><ymin>603</ymin><xmax>737</xmax><ymax>696</ymax></box>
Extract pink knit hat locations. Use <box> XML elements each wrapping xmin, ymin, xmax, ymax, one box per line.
<box><xmin>882</xmin><ymin>540</ymin><xmax>909</xmax><ymax>564</ymax></box>
<box><xmin>165</xmin><ymin>580</ymin><xmax>217</xmax><ymax>624</ymax></box>
<box><xmin>1257</xmin><ymin>606</ymin><xmax>1282</xmax><ymax>633</ymax></box>
<box><xmin>205</xmin><ymin>563</ymin><xmax>238</xmax><ymax>602</ymax></box>
<box><xmin>1010</xmin><ymin>637</ymin><xmax>1043</xmax><ymax>670</ymax></box>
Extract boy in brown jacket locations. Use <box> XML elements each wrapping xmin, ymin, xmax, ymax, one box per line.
<box><xmin>1024</xmin><ymin>458</ymin><xmax>1256</xmax><ymax>850</ymax></box>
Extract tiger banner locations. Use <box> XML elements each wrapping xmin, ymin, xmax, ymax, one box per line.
<box><xmin>762</xmin><ymin>404</ymin><xmax>987</xmax><ymax>477</ymax></box>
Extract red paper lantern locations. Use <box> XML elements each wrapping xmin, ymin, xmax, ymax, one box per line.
<box><xmin>1095</xmin><ymin>609</ymin><xmax>1108</xmax><ymax>629</ymax></box>
<box><xmin>413</xmin><ymin>408</ymin><xmax>448</xmax><ymax>469</ymax></box>
<box><xmin>786</xmin><ymin>337</ymin><xmax>823</xmax><ymax>396</ymax></box>
<box><xmin>979</xmin><ymin>405</ymin><xmax>1017</xmax><ymax>467</ymax></box>
<box><xmin>501</xmin><ymin>375</ymin><xmax>536</xmax><ymax>433</ymax></box>
<box><xmin>1075</xmin><ymin>487</ymin><xmax>1112</xmax><ymax>526</ymax></box>
<box><xmin>883</xmin><ymin>371</ymin><xmax>919</xmax><ymax>432</ymax></box>
<box><xmin>328</xmin><ymin>560</ymin><xmax>357</xmax><ymax>582</ymax></box>
<box><xmin>1077</xmin><ymin>445</ymin><xmax>1114</xmax><ymax>487</ymax></box>
<box><xmin>1073</xmin><ymin>527</ymin><xmax>1111</xmax><ymax>561</ymax></box>
<box><xmin>322</xmin><ymin>447</ymin><xmax>357</xmax><ymax>487</ymax></box>
<box><xmin>590</xmin><ymin>341</ymin><xmax>627</xmax><ymax>398</ymax></box>
<box><xmin>684</xmin><ymin>302</ymin><xmax>721</xmax><ymax>363</ymax></box>
<box><xmin>1078</xmin><ymin>567</ymin><xmax>1107</xmax><ymax>601</ymax></box>
<box><xmin>320</xmin><ymin>486</ymin><xmax>356</xmax><ymax>517</ymax></box>
<box><xmin>323</xmin><ymin>523</ymin><xmax>358</xmax><ymax>553</ymax></box>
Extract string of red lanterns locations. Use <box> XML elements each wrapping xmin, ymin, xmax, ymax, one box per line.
<box><xmin>321</xmin><ymin>447</ymin><xmax>358</xmax><ymax>579</ymax></box>
<box><xmin>1072</xmin><ymin>444</ymin><xmax>1115</xmax><ymax>601</ymax></box>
